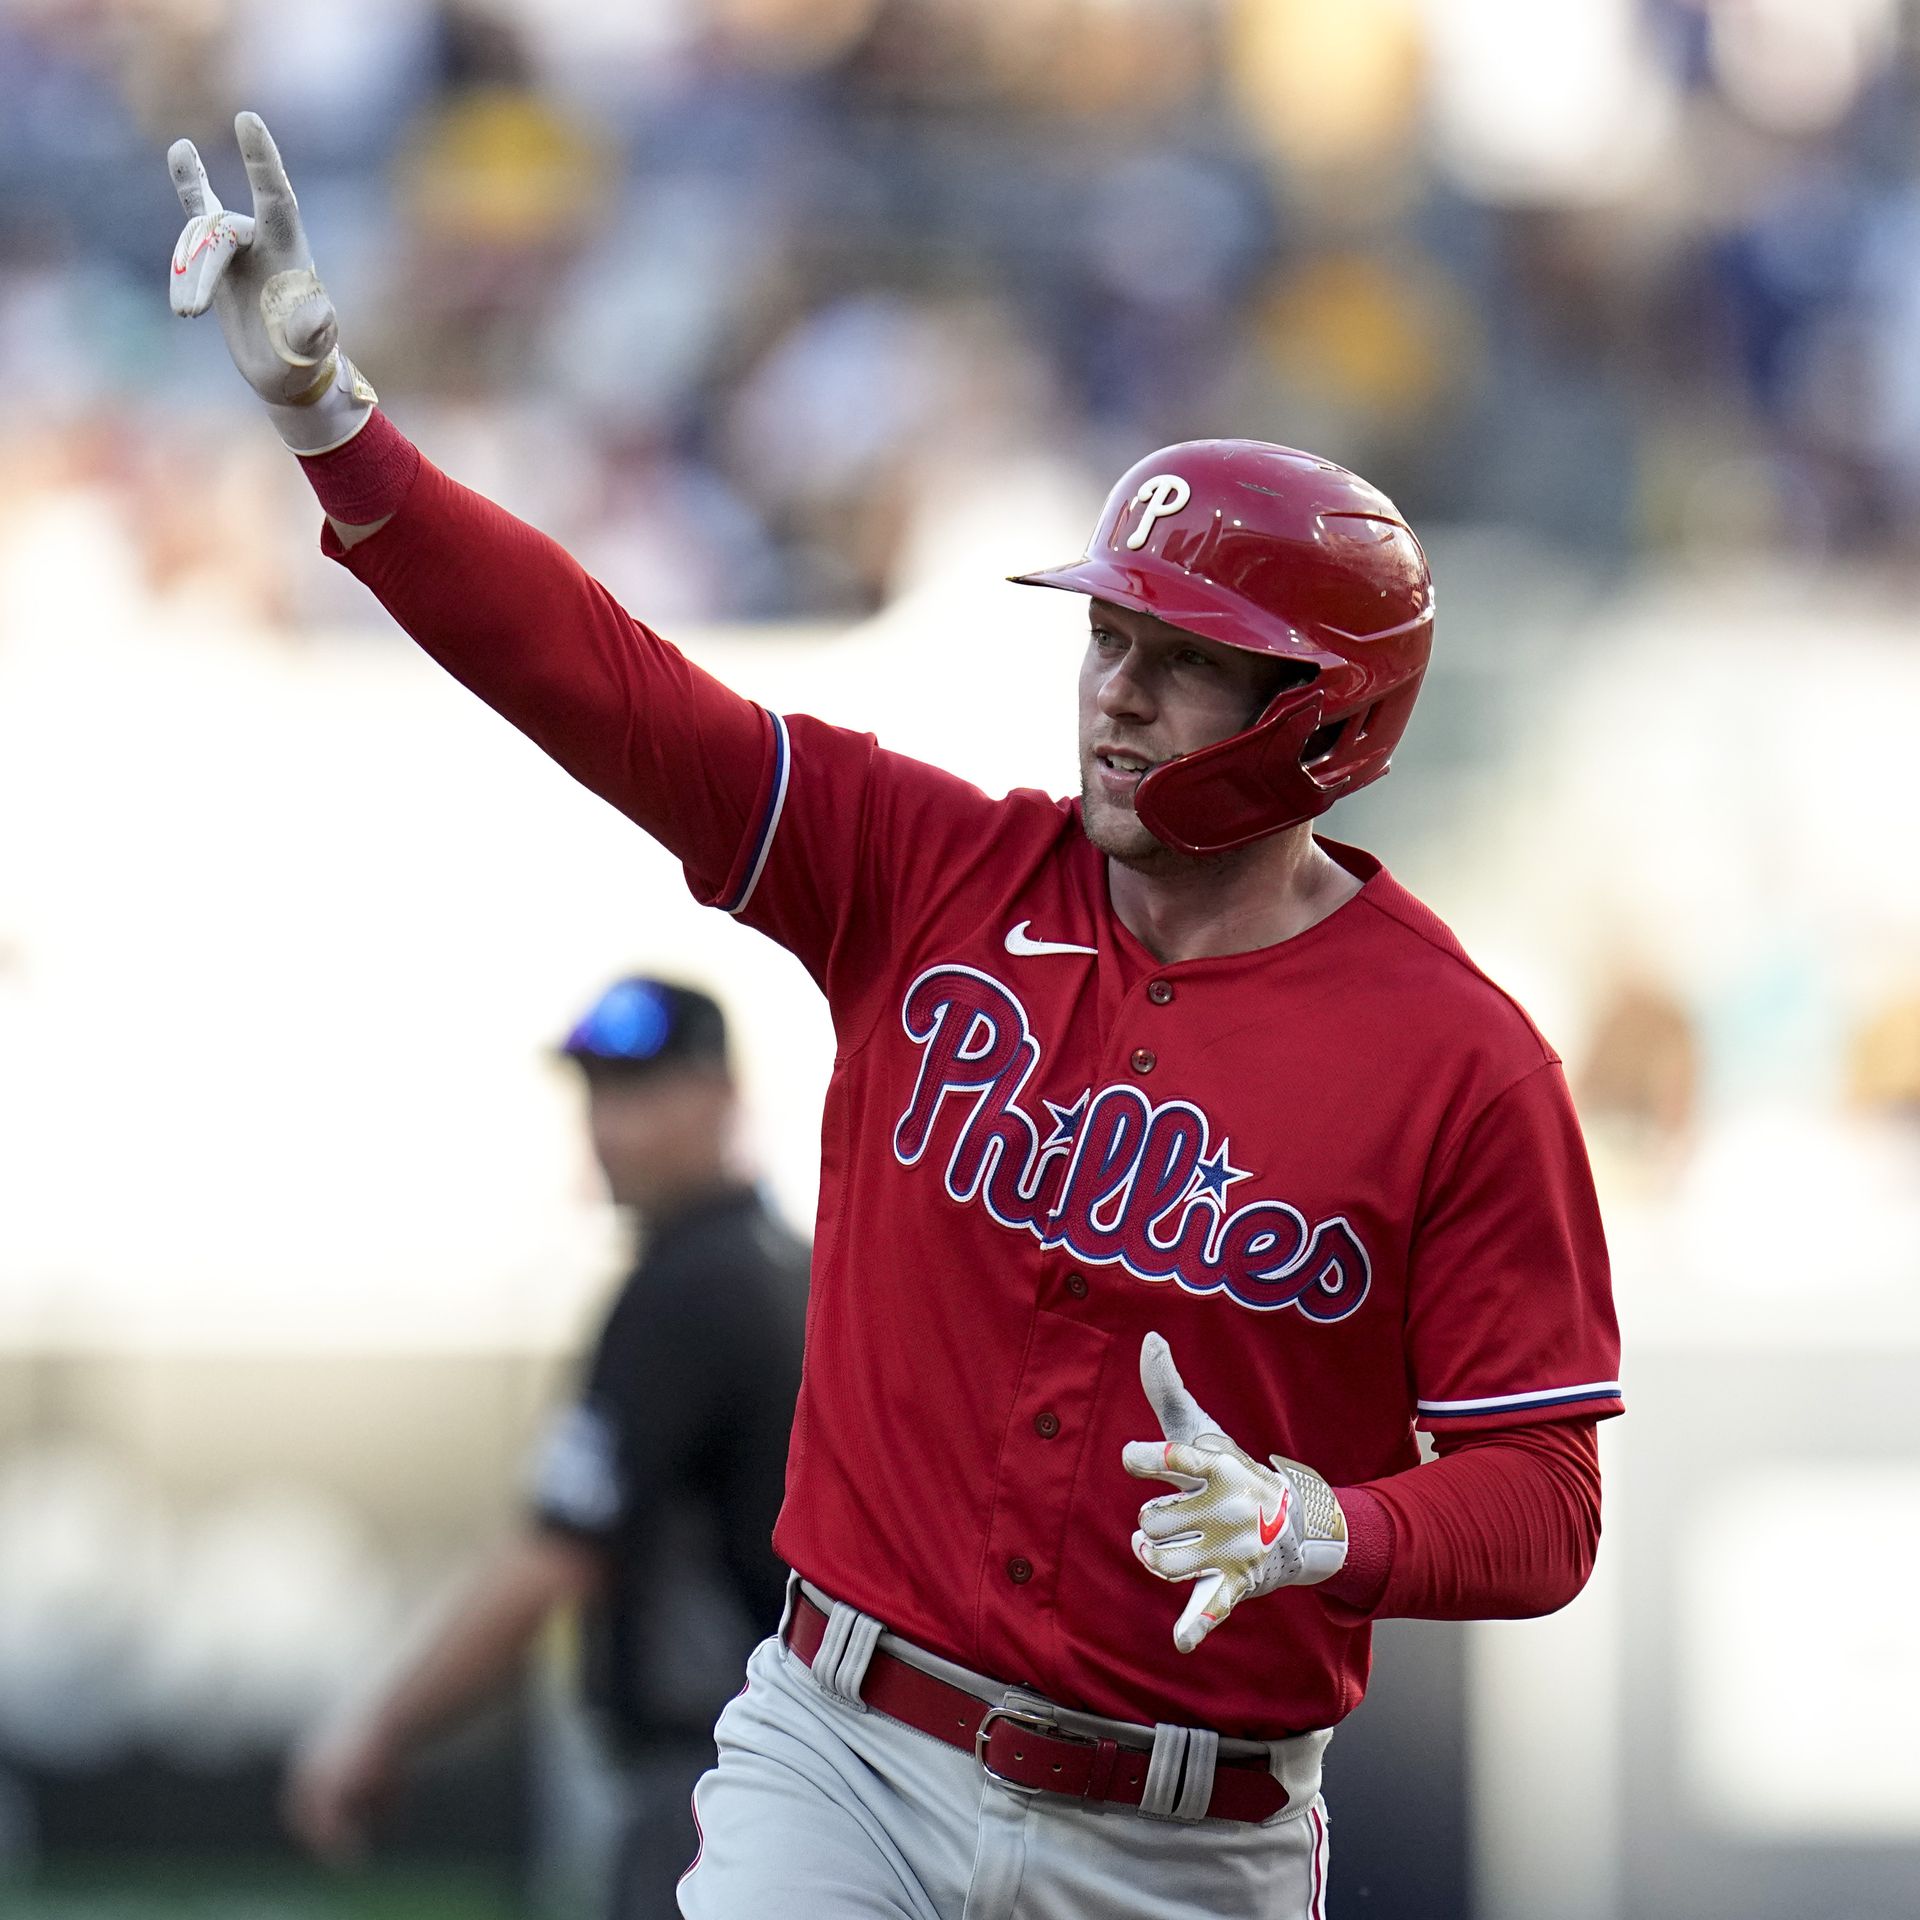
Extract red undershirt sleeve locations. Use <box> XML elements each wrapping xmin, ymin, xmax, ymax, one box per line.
<box><xmin>1320</xmin><ymin>1418</ymin><xmax>1601</xmax><ymax>1622</ymax></box>
<box><xmin>296</xmin><ymin>413</ymin><xmax>772</xmax><ymax>905</ymax></box>
<box><xmin>295</xmin><ymin>414</ymin><xmax>1013</xmax><ymax>1010</ymax></box>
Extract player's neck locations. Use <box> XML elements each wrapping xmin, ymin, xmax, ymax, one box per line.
<box><xmin>1106</xmin><ymin>824</ymin><xmax>1362</xmax><ymax>964</ymax></box>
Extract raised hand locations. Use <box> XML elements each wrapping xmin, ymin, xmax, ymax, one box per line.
<box><xmin>1121</xmin><ymin>1331</ymin><xmax>1348</xmax><ymax>1653</ymax></box>
<box><xmin>167</xmin><ymin>111</ymin><xmax>376</xmax><ymax>452</ymax></box>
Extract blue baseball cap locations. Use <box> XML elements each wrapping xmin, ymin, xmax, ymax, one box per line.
<box><xmin>558</xmin><ymin>977</ymin><xmax>729</xmax><ymax>1076</ymax></box>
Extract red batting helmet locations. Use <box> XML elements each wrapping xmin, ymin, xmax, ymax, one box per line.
<box><xmin>1011</xmin><ymin>440</ymin><xmax>1433</xmax><ymax>857</ymax></box>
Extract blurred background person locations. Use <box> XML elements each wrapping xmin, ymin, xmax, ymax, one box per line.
<box><xmin>282</xmin><ymin>978</ymin><xmax>808</xmax><ymax>1919</ymax></box>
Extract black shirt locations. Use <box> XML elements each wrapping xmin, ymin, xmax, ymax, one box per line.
<box><xmin>528</xmin><ymin>1184</ymin><xmax>807</xmax><ymax>1749</ymax></box>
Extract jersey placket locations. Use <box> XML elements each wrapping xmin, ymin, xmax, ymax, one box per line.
<box><xmin>971</xmin><ymin>969</ymin><xmax>1184</xmax><ymax>1692</ymax></box>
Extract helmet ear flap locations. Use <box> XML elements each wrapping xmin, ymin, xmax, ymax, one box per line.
<box><xmin>1136</xmin><ymin>689</ymin><xmax>1345</xmax><ymax>857</ymax></box>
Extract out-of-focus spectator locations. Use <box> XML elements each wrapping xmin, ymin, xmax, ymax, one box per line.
<box><xmin>284</xmin><ymin>977</ymin><xmax>807</xmax><ymax>1919</ymax></box>
<box><xmin>379</xmin><ymin>8</ymin><xmax>617</xmax><ymax>397</ymax></box>
<box><xmin>1575</xmin><ymin>971</ymin><xmax>1702</xmax><ymax>1192</ymax></box>
<box><xmin>1850</xmin><ymin>989</ymin><xmax>1920</xmax><ymax>1122</ymax></box>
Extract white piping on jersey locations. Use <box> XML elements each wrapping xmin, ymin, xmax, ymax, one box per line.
<box><xmin>1308</xmin><ymin>1801</ymin><xmax>1329</xmax><ymax>1920</ymax></box>
<box><xmin>1416</xmin><ymin>1380</ymin><xmax>1620</xmax><ymax>1415</ymax></box>
<box><xmin>728</xmin><ymin>709</ymin><xmax>791</xmax><ymax>916</ymax></box>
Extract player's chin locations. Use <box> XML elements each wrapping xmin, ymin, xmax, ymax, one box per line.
<box><xmin>1080</xmin><ymin>783</ymin><xmax>1178</xmax><ymax>871</ymax></box>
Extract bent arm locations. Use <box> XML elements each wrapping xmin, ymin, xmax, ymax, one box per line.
<box><xmin>360</xmin><ymin>1525</ymin><xmax>605</xmax><ymax>1754</ymax></box>
<box><xmin>1322</xmin><ymin>1418</ymin><xmax>1601</xmax><ymax>1621</ymax></box>
<box><xmin>284</xmin><ymin>1525</ymin><xmax>606</xmax><ymax>1863</ymax></box>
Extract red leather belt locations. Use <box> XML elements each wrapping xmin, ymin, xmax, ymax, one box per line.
<box><xmin>782</xmin><ymin>1593</ymin><xmax>1289</xmax><ymax>1824</ymax></box>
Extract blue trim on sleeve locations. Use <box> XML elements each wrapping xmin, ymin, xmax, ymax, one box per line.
<box><xmin>1417</xmin><ymin>1382</ymin><xmax>1622</xmax><ymax>1419</ymax></box>
<box><xmin>721</xmin><ymin>710</ymin><xmax>791</xmax><ymax>915</ymax></box>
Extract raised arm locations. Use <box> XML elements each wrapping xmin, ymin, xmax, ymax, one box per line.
<box><xmin>165</xmin><ymin>114</ymin><xmax>1010</xmax><ymax>998</ymax></box>
<box><xmin>166</xmin><ymin>113</ymin><xmax>772</xmax><ymax>893</ymax></box>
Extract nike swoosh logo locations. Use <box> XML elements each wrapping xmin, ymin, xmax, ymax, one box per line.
<box><xmin>1257</xmin><ymin>1486</ymin><xmax>1291</xmax><ymax>1548</ymax></box>
<box><xmin>172</xmin><ymin>229</ymin><xmax>222</xmax><ymax>275</ymax></box>
<box><xmin>1005</xmin><ymin>920</ymin><xmax>1097</xmax><ymax>958</ymax></box>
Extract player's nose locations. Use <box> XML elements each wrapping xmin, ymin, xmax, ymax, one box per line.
<box><xmin>1095</xmin><ymin>646</ymin><xmax>1156</xmax><ymax>723</ymax></box>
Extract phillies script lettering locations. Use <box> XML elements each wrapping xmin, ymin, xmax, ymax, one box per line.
<box><xmin>892</xmin><ymin>965</ymin><xmax>1371</xmax><ymax>1319</ymax></box>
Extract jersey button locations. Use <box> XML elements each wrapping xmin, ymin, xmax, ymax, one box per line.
<box><xmin>1033</xmin><ymin>1411</ymin><xmax>1060</xmax><ymax>1439</ymax></box>
<box><xmin>1007</xmin><ymin>1555</ymin><xmax>1034</xmax><ymax>1585</ymax></box>
<box><xmin>1130</xmin><ymin>1047</ymin><xmax>1156</xmax><ymax>1074</ymax></box>
<box><xmin>1147</xmin><ymin>980</ymin><xmax>1174</xmax><ymax>1005</ymax></box>
<box><xmin>1065</xmin><ymin>1273</ymin><xmax>1089</xmax><ymax>1299</ymax></box>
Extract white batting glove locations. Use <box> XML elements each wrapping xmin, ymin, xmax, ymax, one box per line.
<box><xmin>1122</xmin><ymin>1331</ymin><xmax>1348</xmax><ymax>1654</ymax></box>
<box><xmin>167</xmin><ymin>111</ymin><xmax>376</xmax><ymax>455</ymax></box>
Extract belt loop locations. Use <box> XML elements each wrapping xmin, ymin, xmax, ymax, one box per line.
<box><xmin>812</xmin><ymin>1602</ymin><xmax>854</xmax><ymax>1698</ymax></box>
<box><xmin>1141</xmin><ymin>1724</ymin><xmax>1190</xmax><ymax>1818</ymax></box>
<box><xmin>829</xmin><ymin>1609</ymin><xmax>883</xmax><ymax>1703</ymax></box>
<box><xmin>812</xmin><ymin>1600</ymin><xmax>881</xmax><ymax>1709</ymax></box>
<box><xmin>776</xmin><ymin>1569</ymin><xmax>799</xmax><ymax>1647</ymax></box>
<box><xmin>1174</xmin><ymin>1727</ymin><xmax>1219</xmax><ymax>1822</ymax></box>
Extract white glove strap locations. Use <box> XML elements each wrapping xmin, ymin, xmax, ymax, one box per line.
<box><xmin>264</xmin><ymin>350</ymin><xmax>378</xmax><ymax>456</ymax></box>
<box><xmin>1267</xmin><ymin>1455</ymin><xmax>1350</xmax><ymax>1588</ymax></box>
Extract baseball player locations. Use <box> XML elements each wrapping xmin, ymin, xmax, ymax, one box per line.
<box><xmin>169</xmin><ymin>115</ymin><xmax>1621</xmax><ymax>1918</ymax></box>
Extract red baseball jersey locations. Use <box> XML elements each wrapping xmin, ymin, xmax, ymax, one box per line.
<box><xmin>328</xmin><ymin>454</ymin><xmax>1622</xmax><ymax>1741</ymax></box>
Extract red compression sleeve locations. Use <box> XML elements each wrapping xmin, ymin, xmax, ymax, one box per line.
<box><xmin>1321</xmin><ymin>1487</ymin><xmax>1393</xmax><ymax>1612</ymax></box>
<box><xmin>1322</xmin><ymin>1418</ymin><xmax>1601</xmax><ymax>1622</ymax></box>
<box><xmin>294</xmin><ymin>415</ymin><xmax>777</xmax><ymax>902</ymax></box>
<box><xmin>297</xmin><ymin>409</ymin><xmax>421</xmax><ymax>524</ymax></box>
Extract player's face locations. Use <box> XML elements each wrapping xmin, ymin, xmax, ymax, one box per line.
<box><xmin>1078</xmin><ymin>600</ymin><xmax>1291</xmax><ymax>869</ymax></box>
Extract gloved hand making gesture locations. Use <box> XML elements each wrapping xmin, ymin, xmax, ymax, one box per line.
<box><xmin>167</xmin><ymin>111</ymin><xmax>376</xmax><ymax>454</ymax></box>
<box><xmin>1123</xmin><ymin>1331</ymin><xmax>1349</xmax><ymax>1653</ymax></box>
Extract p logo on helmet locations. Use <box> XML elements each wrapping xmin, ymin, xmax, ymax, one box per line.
<box><xmin>1123</xmin><ymin>474</ymin><xmax>1191</xmax><ymax>550</ymax></box>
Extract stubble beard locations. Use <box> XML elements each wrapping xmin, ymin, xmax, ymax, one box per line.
<box><xmin>1080</xmin><ymin>768</ymin><xmax>1258</xmax><ymax>882</ymax></box>
<box><xmin>1079</xmin><ymin>770</ymin><xmax>1186</xmax><ymax>875</ymax></box>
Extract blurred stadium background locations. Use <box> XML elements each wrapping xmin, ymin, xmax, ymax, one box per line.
<box><xmin>2</xmin><ymin>0</ymin><xmax>1917</xmax><ymax>1914</ymax></box>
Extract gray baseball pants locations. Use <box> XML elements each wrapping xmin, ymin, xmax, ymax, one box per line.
<box><xmin>677</xmin><ymin>1581</ymin><xmax>1334</xmax><ymax>1919</ymax></box>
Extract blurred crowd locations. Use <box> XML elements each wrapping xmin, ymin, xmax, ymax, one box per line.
<box><xmin>6</xmin><ymin>0</ymin><xmax>1920</xmax><ymax>629</ymax></box>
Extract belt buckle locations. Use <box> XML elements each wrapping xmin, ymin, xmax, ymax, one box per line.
<box><xmin>974</xmin><ymin>1704</ymin><xmax>1097</xmax><ymax>1793</ymax></box>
